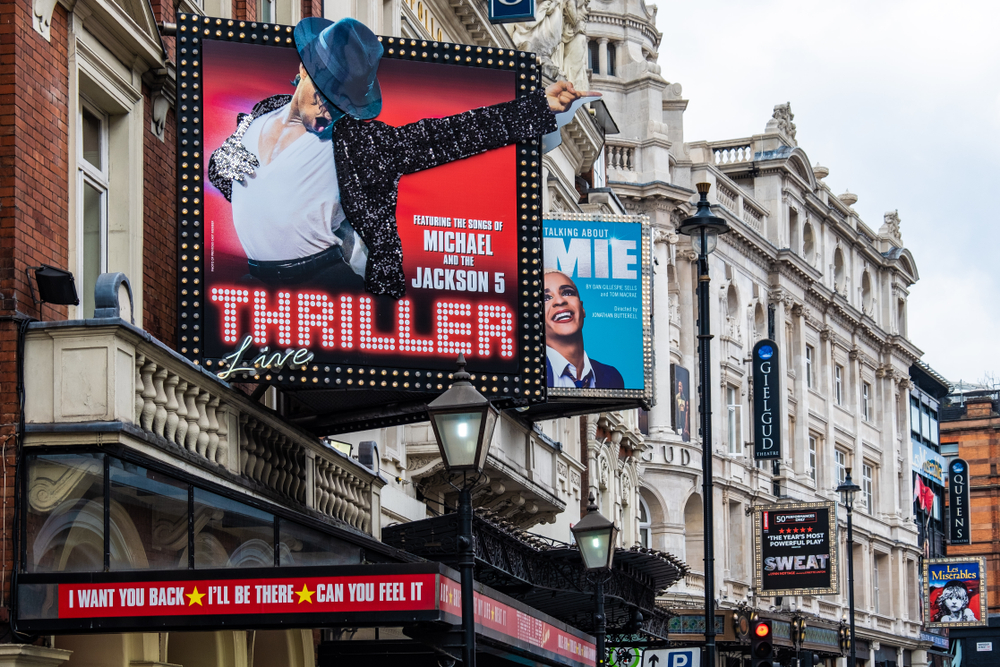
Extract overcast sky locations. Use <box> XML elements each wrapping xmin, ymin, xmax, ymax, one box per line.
<box><xmin>654</xmin><ymin>0</ymin><xmax>1000</xmax><ymax>386</ymax></box>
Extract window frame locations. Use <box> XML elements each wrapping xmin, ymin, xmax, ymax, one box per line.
<box><xmin>835</xmin><ymin>449</ymin><xmax>847</xmax><ymax>488</ymax></box>
<box><xmin>862</xmin><ymin>463</ymin><xmax>874</xmax><ymax>514</ymax></box>
<box><xmin>807</xmin><ymin>435</ymin><xmax>817</xmax><ymax>482</ymax></box>
<box><xmin>862</xmin><ymin>382</ymin><xmax>871</xmax><ymax>421</ymax></box>
<box><xmin>835</xmin><ymin>365</ymin><xmax>843</xmax><ymax>405</ymax></box>
<box><xmin>805</xmin><ymin>345</ymin><xmax>814</xmax><ymax>389</ymax></box>
<box><xmin>726</xmin><ymin>385</ymin><xmax>742</xmax><ymax>455</ymax></box>
<box><xmin>78</xmin><ymin>97</ymin><xmax>110</xmax><ymax>319</ymax></box>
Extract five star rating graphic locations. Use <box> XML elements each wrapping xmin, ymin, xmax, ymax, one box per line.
<box><xmin>777</xmin><ymin>527</ymin><xmax>814</xmax><ymax>534</ymax></box>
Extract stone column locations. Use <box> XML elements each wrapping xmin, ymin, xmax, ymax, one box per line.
<box><xmin>597</xmin><ymin>38</ymin><xmax>608</xmax><ymax>75</ymax></box>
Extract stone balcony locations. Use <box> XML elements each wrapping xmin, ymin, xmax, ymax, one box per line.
<box><xmin>23</xmin><ymin>320</ymin><xmax>383</xmax><ymax>538</ymax></box>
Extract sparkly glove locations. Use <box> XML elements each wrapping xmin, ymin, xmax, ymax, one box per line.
<box><xmin>208</xmin><ymin>114</ymin><xmax>259</xmax><ymax>201</ymax></box>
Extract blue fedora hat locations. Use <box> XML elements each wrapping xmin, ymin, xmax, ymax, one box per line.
<box><xmin>294</xmin><ymin>17</ymin><xmax>383</xmax><ymax>120</ymax></box>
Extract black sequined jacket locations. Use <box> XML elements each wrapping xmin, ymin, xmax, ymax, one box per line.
<box><xmin>208</xmin><ymin>90</ymin><xmax>556</xmax><ymax>298</ymax></box>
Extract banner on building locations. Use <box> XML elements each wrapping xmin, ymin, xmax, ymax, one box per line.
<box><xmin>175</xmin><ymin>14</ymin><xmax>547</xmax><ymax>405</ymax></box>
<box><xmin>752</xmin><ymin>502</ymin><xmax>838</xmax><ymax>596</ymax></box>
<box><xmin>751</xmin><ymin>339</ymin><xmax>781</xmax><ymax>459</ymax></box>
<box><xmin>489</xmin><ymin>0</ymin><xmax>535</xmax><ymax>23</ymax></box>
<box><xmin>924</xmin><ymin>557</ymin><xmax>988</xmax><ymax>628</ymax></box>
<box><xmin>17</xmin><ymin>562</ymin><xmax>597</xmax><ymax>667</ymax></box>
<box><xmin>671</xmin><ymin>365</ymin><xmax>690</xmax><ymax>442</ymax></box>
<box><xmin>948</xmin><ymin>458</ymin><xmax>971</xmax><ymax>545</ymax></box>
<box><xmin>541</xmin><ymin>214</ymin><xmax>653</xmax><ymax>406</ymax></box>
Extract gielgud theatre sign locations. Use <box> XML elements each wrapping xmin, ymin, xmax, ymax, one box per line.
<box><xmin>175</xmin><ymin>13</ymin><xmax>594</xmax><ymax>404</ymax></box>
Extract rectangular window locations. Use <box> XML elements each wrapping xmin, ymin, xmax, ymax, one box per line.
<box><xmin>808</xmin><ymin>436</ymin><xmax>817</xmax><ymax>481</ymax></box>
<box><xmin>862</xmin><ymin>382</ymin><xmax>871</xmax><ymax>421</ymax></box>
<box><xmin>79</xmin><ymin>100</ymin><xmax>109</xmax><ymax>318</ymax></box>
<box><xmin>873</xmin><ymin>554</ymin><xmax>880</xmax><ymax>612</ymax></box>
<box><xmin>941</xmin><ymin>442</ymin><xmax>959</xmax><ymax>456</ymax></box>
<box><xmin>835</xmin><ymin>365</ymin><xmax>843</xmax><ymax>405</ymax></box>
<box><xmin>910</xmin><ymin>396</ymin><xmax>921</xmax><ymax>434</ymax></box>
<box><xmin>929</xmin><ymin>408</ymin><xmax>939</xmax><ymax>444</ymax></box>
<box><xmin>863</xmin><ymin>463</ymin><xmax>874</xmax><ymax>513</ymax></box>
<box><xmin>835</xmin><ymin>450</ymin><xmax>847</xmax><ymax>487</ymax></box>
<box><xmin>727</xmin><ymin>385</ymin><xmax>741</xmax><ymax>454</ymax></box>
<box><xmin>260</xmin><ymin>0</ymin><xmax>274</xmax><ymax>22</ymax></box>
<box><xmin>805</xmin><ymin>345</ymin><xmax>814</xmax><ymax>389</ymax></box>
<box><xmin>921</xmin><ymin>404</ymin><xmax>931</xmax><ymax>440</ymax></box>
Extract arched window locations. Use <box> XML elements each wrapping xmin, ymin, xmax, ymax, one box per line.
<box><xmin>606</xmin><ymin>44</ymin><xmax>616</xmax><ymax>77</ymax></box>
<box><xmin>862</xmin><ymin>271</ymin><xmax>873</xmax><ymax>314</ymax></box>
<box><xmin>684</xmin><ymin>494</ymin><xmax>704</xmax><ymax>572</ymax></box>
<box><xmin>834</xmin><ymin>248</ymin><xmax>845</xmax><ymax>293</ymax></box>
<box><xmin>803</xmin><ymin>222</ymin><xmax>815</xmax><ymax>263</ymax></box>
<box><xmin>638</xmin><ymin>495</ymin><xmax>652</xmax><ymax>548</ymax></box>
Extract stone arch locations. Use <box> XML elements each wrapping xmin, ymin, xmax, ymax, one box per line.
<box><xmin>683</xmin><ymin>493</ymin><xmax>704</xmax><ymax>572</ymax></box>
<box><xmin>638</xmin><ymin>486</ymin><xmax>667</xmax><ymax>551</ymax></box>
<box><xmin>861</xmin><ymin>270</ymin><xmax>873</xmax><ymax>314</ymax></box>
<box><xmin>802</xmin><ymin>221</ymin><xmax>815</xmax><ymax>262</ymax></box>
<box><xmin>833</xmin><ymin>247</ymin><xmax>845</xmax><ymax>293</ymax></box>
<box><xmin>754</xmin><ymin>302</ymin><xmax>766</xmax><ymax>342</ymax></box>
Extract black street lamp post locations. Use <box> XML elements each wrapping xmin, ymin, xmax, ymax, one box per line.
<box><xmin>427</xmin><ymin>355</ymin><xmax>501</xmax><ymax>667</ymax></box>
<box><xmin>678</xmin><ymin>182</ymin><xmax>729</xmax><ymax>667</ymax></box>
<box><xmin>836</xmin><ymin>468</ymin><xmax>861</xmax><ymax>667</ymax></box>
<box><xmin>572</xmin><ymin>493</ymin><xmax>619</xmax><ymax>667</ymax></box>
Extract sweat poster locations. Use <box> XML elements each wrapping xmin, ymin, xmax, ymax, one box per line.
<box><xmin>541</xmin><ymin>215</ymin><xmax>650</xmax><ymax>395</ymax></box>
<box><xmin>753</xmin><ymin>502</ymin><xmax>837</xmax><ymax>596</ymax></box>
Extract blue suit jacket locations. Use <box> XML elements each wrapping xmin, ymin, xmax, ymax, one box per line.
<box><xmin>546</xmin><ymin>357</ymin><xmax>625</xmax><ymax>390</ymax></box>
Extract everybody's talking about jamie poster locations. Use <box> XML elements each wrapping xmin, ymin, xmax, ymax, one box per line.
<box><xmin>542</xmin><ymin>215</ymin><xmax>649</xmax><ymax>397</ymax></box>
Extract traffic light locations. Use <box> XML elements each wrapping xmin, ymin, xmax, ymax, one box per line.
<box><xmin>750</xmin><ymin>620</ymin><xmax>774</xmax><ymax>667</ymax></box>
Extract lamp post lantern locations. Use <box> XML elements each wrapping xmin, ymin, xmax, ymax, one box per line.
<box><xmin>572</xmin><ymin>493</ymin><xmax>619</xmax><ymax>667</ymax></box>
<box><xmin>836</xmin><ymin>468</ymin><xmax>861</xmax><ymax>667</ymax></box>
<box><xmin>678</xmin><ymin>182</ymin><xmax>729</xmax><ymax>667</ymax></box>
<box><xmin>427</xmin><ymin>354</ymin><xmax>500</xmax><ymax>667</ymax></box>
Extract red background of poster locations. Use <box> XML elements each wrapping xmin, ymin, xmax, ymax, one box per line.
<box><xmin>201</xmin><ymin>39</ymin><xmax>520</xmax><ymax>372</ymax></box>
<box><xmin>928</xmin><ymin>581</ymin><xmax>982</xmax><ymax>621</ymax></box>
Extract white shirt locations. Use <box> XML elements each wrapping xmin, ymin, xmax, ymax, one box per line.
<box><xmin>231</xmin><ymin>104</ymin><xmax>365</xmax><ymax>274</ymax></box>
<box><xmin>547</xmin><ymin>346</ymin><xmax>595</xmax><ymax>388</ymax></box>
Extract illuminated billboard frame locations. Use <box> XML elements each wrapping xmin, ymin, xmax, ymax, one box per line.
<box><xmin>541</xmin><ymin>213</ymin><xmax>652</xmax><ymax>407</ymax></box>
<box><xmin>752</xmin><ymin>501</ymin><xmax>838</xmax><ymax>597</ymax></box>
<box><xmin>175</xmin><ymin>13</ymin><xmax>547</xmax><ymax>406</ymax></box>
<box><xmin>924</xmin><ymin>556</ymin><xmax>988</xmax><ymax>628</ymax></box>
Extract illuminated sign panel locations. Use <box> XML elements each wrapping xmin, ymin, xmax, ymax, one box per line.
<box><xmin>175</xmin><ymin>14</ymin><xmax>546</xmax><ymax>403</ymax></box>
<box><xmin>752</xmin><ymin>502</ymin><xmax>838</xmax><ymax>596</ymax></box>
<box><xmin>541</xmin><ymin>213</ymin><xmax>652</xmax><ymax>405</ymax></box>
<box><xmin>924</xmin><ymin>557</ymin><xmax>988</xmax><ymax>628</ymax></box>
<box><xmin>17</xmin><ymin>563</ymin><xmax>596</xmax><ymax>667</ymax></box>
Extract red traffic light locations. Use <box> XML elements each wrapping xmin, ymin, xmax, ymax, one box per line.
<box><xmin>754</xmin><ymin>623</ymin><xmax>770</xmax><ymax>638</ymax></box>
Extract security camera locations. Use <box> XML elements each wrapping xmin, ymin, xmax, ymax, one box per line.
<box><xmin>438</xmin><ymin>658</ymin><xmax>456</xmax><ymax>667</ymax></box>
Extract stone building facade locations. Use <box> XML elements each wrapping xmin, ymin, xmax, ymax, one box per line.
<box><xmin>0</xmin><ymin>0</ymin><xmax>651</xmax><ymax>664</ymax></box>
<box><xmin>577</xmin><ymin>0</ymin><xmax>933</xmax><ymax>664</ymax></box>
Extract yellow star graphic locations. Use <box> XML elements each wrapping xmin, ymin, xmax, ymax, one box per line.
<box><xmin>186</xmin><ymin>586</ymin><xmax>206</xmax><ymax>606</ymax></box>
<box><xmin>295</xmin><ymin>585</ymin><xmax>314</xmax><ymax>604</ymax></box>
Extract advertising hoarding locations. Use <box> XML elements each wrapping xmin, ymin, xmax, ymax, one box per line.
<box><xmin>541</xmin><ymin>214</ymin><xmax>652</xmax><ymax>405</ymax></box>
<box><xmin>175</xmin><ymin>14</ymin><xmax>547</xmax><ymax>404</ymax></box>
<box><xmin>949</xmin><ymin>458</ymin><xmax>971</xmax><ymax>545</ymax></box>
<box><xmin>671</xmin><ymin>365</ymin><xmax>690</xmax><ymax>442</ymax></box>
<box><xmin>753</xmin><ymin>502</ymin><xmax>838</xmax><ymax>596</ymax></box>
<box><xmin>924</xmin><ymin>557</ymin><xmax>988</xmax><ymax>628</ymax></box>
<box><xmin>751</xmin><ymin>339</ymin><xmax>781</xmax><ymax>459</ymax></box>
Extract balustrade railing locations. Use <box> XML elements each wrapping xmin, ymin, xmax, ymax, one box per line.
<box><xmin>607</xmin><ymin>143</ymin><xmax>636</xmax><ymax>171</ymax></box>
<box><xmin>27</xmin><ymin>322</ymin><xmax>381</xmax><ymax>536</ymax></box>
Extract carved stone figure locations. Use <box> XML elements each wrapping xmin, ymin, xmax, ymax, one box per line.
<box><xmin>881</xmin><ymin>209</ymin><xmax>902</xmax><ymax>240</ymax></box>
<box><xmin>560</xmin><ymin>0</ymin><xmax>590</xmax><ymax>91</ymax></box>
<box><xmin>508</xmin><ymin>0</ymin><xmax>564</xmax><ymax>77</ymax></box>
<box><xmin>765</xmin><ymin>102</ymin><xmax>797</xmax><ymax>145</ymax></box>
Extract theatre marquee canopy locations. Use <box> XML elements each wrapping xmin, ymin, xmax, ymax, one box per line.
<box><xmin>18</xmin><ymin>562</ymin><xmax>595</xmax><ymax>667</ymax></box>
<box><xmin>175</xmin><ymin>13</ymin><xmax>550</xmax><ymax>431</ymax></box>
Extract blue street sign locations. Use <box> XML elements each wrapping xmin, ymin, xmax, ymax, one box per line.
<box><xmin>488</xmin><ymin>0</ymin><xmax>535</xmax><ymax>24</ymax></box>
<box><xmin>645</xmin><ymin>648</ymin><xmax>701</xmax><ymax>667</ymax></box>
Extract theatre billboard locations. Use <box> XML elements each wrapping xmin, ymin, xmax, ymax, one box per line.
<box><xmin>541</xmin><ymin>213</ymin><xmax>652</xmax><ymax>406</ymax></box>
<box><xmin>752</xmin><ymin>502</ymin><xmax>838</xmax><ymax>596</ymax></box>
<box><xmin>176</xmin><ymin>14</ymin><xmax>549</xmax><ymax>404</ymax></box>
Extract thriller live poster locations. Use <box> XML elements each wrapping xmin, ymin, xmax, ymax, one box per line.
<box><xmin>753</xmin><ymin>502</ymin><xmax>838</xmax><ymax>596</ymax></box>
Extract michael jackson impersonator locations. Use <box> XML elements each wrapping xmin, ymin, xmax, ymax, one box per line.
<box><xmin>209</xmin><ymin>17</ymin><xmax>595</xmax><ymax>299</ymax></box>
